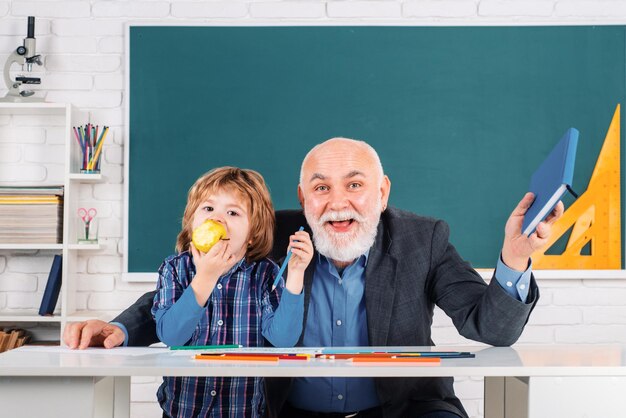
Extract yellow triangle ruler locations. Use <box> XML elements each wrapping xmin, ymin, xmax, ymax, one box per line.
<box><xmin>533</xmin><ymin>105</ymin><xmax>621</xmax><ymax>269</ymax></box>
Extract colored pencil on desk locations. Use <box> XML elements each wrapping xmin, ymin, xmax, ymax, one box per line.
<box><xmin>199</xmin><ymin>352</ymin><xmax>279</xmax><ymax>357</ymax></box>
<box><xmin>170</xmin><ymin>344</ymin><xmax>242</xmax><ymax>350</ymax></box>
<box><xmin>271</xmin><ymin>226</ymin><xmax>305</xmax><ymax>291</ymax></box>
<box><xmin>195</xmin><ymin>354</ymin><xmax>279</xmax><ymax>361</ymax></box>
<box><xmin>350</xmin><ymin>357</ymin><xmax>440</xmax><ymax>363</ymax></box>
<box><xmin>404</xmin><ymin>353</ymin><xmax>475</xmax><ymax>358</ymax></box>
<box><xmin>317</xmin><ymin>351</ymin><xmax>475</xmax><ymax>360</ymax></box>
<box><xmin>316</xmin><ymin>353</ymin><xmax>394</xmax><ymax>359</ymax></box>
<box><xmin>199</xmin><ymin>352</ymin><xmax>310</xmax><ymax>360</ymax></box>
<box><xmin>321</xmin><ymin>348</ymin><xmax>378</xmax><ymax>354</ymax></box>
<box><xmin>278</xmin><ymin>355</ymin><xmax>310</xmax><ymax>360</ymax></box>
<box><xmin>317</xmin><ymin>353</ymin><xmax>450</xmax><ymax>360</ymax></box>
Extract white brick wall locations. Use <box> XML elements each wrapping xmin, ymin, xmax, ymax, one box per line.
<box><xmin>0</xmin><ymin>1</ymin><xmax>625</xmax><ymax>417</ymax></box>
<box><xmin>327</xmin><ymin>1</ymin><xmax>402</xmax><ymax>18</ymax></box>
<box><xmin>405</xmin><ymin>1</ymin><xmax>478</xmax><ymax>18</ymax></box>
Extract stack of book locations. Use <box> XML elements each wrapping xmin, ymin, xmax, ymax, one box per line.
<box><xmin>0</xmin><ymin>329</ymin><xmax>29</xmax><ymax>353</ymax></box>
<box><xmin>0</xmin><ymin>186</ymin><xmax>64</xmax><ymax>244</ymax></box>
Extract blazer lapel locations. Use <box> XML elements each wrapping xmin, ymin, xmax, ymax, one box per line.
<box><xmin>365</xmin><ymin>221</ymin><xmax>397</xmax><ymax>346</ymax></box>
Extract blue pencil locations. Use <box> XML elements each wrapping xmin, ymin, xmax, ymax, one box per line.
<box><xmin>271</xmin><ymin>226</ymin><xmax>305</xmax><ymax>291</ymax></box>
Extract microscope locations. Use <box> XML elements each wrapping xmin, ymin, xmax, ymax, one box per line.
<box><xmin>1</xmin><ymin>16</ymin><xmax>43</xmax><ymax>102</ymax></box>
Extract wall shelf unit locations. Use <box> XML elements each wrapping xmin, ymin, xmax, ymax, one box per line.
<box><xmin>0</xmin><ymin>102</ymin><xmax>103</xmax><ymax>342</ymax></box>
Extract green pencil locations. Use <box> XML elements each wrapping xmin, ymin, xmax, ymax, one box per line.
<box><xmin>169</xmin><ymin>344</ymin><xmax>242</xmax><ymax>350</ymax></box>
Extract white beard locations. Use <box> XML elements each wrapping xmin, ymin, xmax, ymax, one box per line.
<box><xmin>305</xmin><ymin>201</ymin><xmax>381</xmax><ymax>263</ymax></box>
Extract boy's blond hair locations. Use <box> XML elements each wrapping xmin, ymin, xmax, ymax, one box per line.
<box><xmin>176</xmin><ymin>167</ymin><xmax>275</xmax><ymax>262</ymax></box>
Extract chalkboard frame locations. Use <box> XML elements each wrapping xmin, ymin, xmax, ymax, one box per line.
<box><xmin>123</xmin><ymin>23</ymin><xmax>626</xmax><ymax>282</ymax></box>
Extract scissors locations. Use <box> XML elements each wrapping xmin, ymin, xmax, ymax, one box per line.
<box><xmin>78</xmin><ymin>207</ymin><xmax>97</xmax><ymax>240</ymax></box>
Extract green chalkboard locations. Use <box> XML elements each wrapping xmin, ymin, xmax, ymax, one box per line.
<box><xmin>128</xmin><ymin>26</ymin><xmax>625</xmax><ymax>273</ymax></box>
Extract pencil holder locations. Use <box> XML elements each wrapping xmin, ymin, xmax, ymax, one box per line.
<box><xmin>72</xmin><ymin>123</ymin><xmax>109</xmax><ymax>174</ymax></box>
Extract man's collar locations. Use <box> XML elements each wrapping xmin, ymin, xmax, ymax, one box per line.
<box><xmin>316</xmin><ymin>249</ymin><xmax>370</xmax><ymax>269</ymax></box>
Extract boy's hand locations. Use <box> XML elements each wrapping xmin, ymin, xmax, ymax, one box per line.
<box><xmin>191</xmin><ymin>240</ymin><xmax>240</xmax><ymax>279</ymax></box>
<box><xmin>285</xmin><ymin>230</ymin><xmax>313</xmax><ymax>294</ymax></box>
<box><xmin>190</xmin><ymin>240</ymin><xmax>242</xmax><ymax>305</ymax></box>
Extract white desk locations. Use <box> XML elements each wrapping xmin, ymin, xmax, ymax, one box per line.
<box><xmin>0</xmin><ymin>344</ymin><xmax>624</xmax><ymax>418</ymax></box>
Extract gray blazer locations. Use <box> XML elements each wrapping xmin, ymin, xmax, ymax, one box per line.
<box><xmin>114</xmin><ymin>207</ymin><xmax>538</xmax><ymax>418</ymax></box>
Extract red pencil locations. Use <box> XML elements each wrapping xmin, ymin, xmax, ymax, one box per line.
<box><xmin>278</xmin><ymin>355</ymin><xmax>309</xmax><ymax>360</ymax></box>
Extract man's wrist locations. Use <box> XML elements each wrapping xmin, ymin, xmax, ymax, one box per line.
<box><xmin>502</xmin><ymin>258</ymin><xmax>528</xmax><ymax>272</ymax></box>
<box><xmin>110</xmin><ymin>321</ymin><xmax>129</xmax><ymax>347</ymax></box>
<box><xmin>501</xmin><ymin>249</ymin><xmax>529</xmax><ymax>272</ymax></box>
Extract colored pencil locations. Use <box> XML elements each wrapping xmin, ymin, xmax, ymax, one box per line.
<box><xmin>195</xmin><ymin>354</ymin><xmax>279</xmax><ymax>361</ymax></box>
<box><xmin>73</xmin><ymin>127</ymin><xmax>84</xmax><ymax>154</ymax></box>
<box><xmin>317</xmin><ymin>352</ymin><xmax>475</xmax><ymax>360</ymax></box>
<box><xmin>278</xmin><ymin>355</ymin><xmax>310</xmax><ymax>360</ymax></box>
<box><xmin>170</xmin><ymin>344</ymin><xmax>242</xmax><ymax>350</ymax></box>
<box><xmin>271</xmin><ymin>226</ymin><xmax>305</xmax><ymax>291</ymax></box>
<box><xmin>89</xmin><ymin>126</ymin><xmax>108</xmax><ymax>170</ymax></box>
<box><xmin>350</xmin><ymin>357</ymin><xmax>440</xmax><ymax>363</ymax></box>
<box><xmin>198</xmin><ymin>352</ymin><xmax>310</xmax><ymax>360</ymax></box>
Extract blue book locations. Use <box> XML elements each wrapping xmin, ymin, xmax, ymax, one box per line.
<box><xmin>522</xmin><ymin>128</ymin><xmax>579</xmax><ymax>236</ymax></box>
<box><xmin>38</xmin><ymin>254</ymin><xmax>62</xmax><ymax>316</ymax></box>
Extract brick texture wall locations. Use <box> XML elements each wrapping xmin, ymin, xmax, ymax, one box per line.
<box><xmin>0</xmin><ymin>2</ymin><xmax>624</xmax><ymax>417</ymax></box>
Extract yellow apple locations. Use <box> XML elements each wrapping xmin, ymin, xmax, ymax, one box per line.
<box><xmin>192</xmin><ymin>220</ymin><xmax>227</xmax><ymax>253</ymax></box>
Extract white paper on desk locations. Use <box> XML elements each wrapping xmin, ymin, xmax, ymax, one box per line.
<box><xmin>170</xmin><ymin>346</ymin><xmax>323</xmax><ymax>356</ymax></box>
<box><xmin>15</xmin><ymin>346</ymin><xmax>169</xmax><ymax>356</ymax></box>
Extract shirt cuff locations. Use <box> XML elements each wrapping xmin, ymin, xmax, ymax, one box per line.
<box><xmin>110</xmin><ymin>321</ymin><xmax>129</xmax><ymax>347</ymax></box>
<box><xmin>281</xmin><ymin>287</ymin><xmax>305</xmax><ymax>305</ymax></box>
<box><xmin>494</xmin><ymin>255</ymin><xmax>532</xmax><ymax>303</ymax></box>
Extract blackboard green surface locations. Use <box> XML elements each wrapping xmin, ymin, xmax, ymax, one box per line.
<box><xmin>129</xmin><ymin>26</ymin><xmax>625</xmax><ymax>273</ymax></box>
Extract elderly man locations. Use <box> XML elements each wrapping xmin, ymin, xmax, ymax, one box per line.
<box><xmin>64</xmin><ymin>137</ymin><xmax>561</xmax><ymax>418</ymax></box>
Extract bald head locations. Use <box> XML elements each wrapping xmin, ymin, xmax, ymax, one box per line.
<box><xmin>297</xmin><ymin>137</ymin><xmax>391</xmax><ymax>266</ymax></box>
<box><xmin>299</xmin><ymin>137</ymin><xmax>385</xmax><ymax>187</ymax></box>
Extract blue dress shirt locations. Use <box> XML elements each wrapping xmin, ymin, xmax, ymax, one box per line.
<box><xmin>287</xmin><ymin>252</ymin><xmax>530</xmax><ymax>413</ymax></box>
<box><xmin>288</xmin><ymin>252</ymin><xmax>380</xmax><ymax>412</ymax></box>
